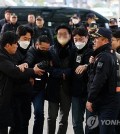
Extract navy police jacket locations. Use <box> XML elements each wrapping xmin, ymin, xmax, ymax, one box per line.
<box><xmin>87</xmin><ymin>44</ymin><xmax>118</xmax><ymax>109</ymax></box>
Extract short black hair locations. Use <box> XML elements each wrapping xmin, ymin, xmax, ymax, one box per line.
<box><xmin>5</xmin><ymin>10</ymin><xmax>12</xmax><ymax>14</ymax></box>
<box><xmin>55</xmin><ymin>24</ymin><xmax>71</xmax><ymax>34</ymax></box>
<box><xmin>72</xmin><ymin>27</ymin><xmax>88</xmax><ymax>37</ymax></box>
<box><xmin>16</xmin><ymin>25</ymin><xmax>33</xmax><ymax>37</ymax></box>
<box><xmin>0</xmin><ymin>31</ymin><xmax>18</xmax><ymax>48</ymax></box>
<box><xmin>112</xmin><ymin>30</ymin><xmax>120</xmax><ymax>38</ymax></box>
<box><xmin>36</xmin><ymin>35</ymin><xmax>50</xmax><ymax>44</ymax></box>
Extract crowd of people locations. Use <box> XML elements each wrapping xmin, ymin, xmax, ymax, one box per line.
<box><xmin>0</xmin><ymin>9</ymin><xmax>120</xmax><ymax>134</ymax></box>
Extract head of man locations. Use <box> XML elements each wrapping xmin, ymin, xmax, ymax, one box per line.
<box><xmin>4</xmin><ymin>10</ymin><xmax>12</xmax><ymax>22</ymax></box>
<box><xmin>16</xmin><ymin>25</ymin><xmax>33</xmax><ymax>49</ymax></box>
<box><xmin>91</xmin><ymin>27</ymin><xmax>112</xmax><ymax>51</ymax></box>
<box><xmin>109</xmin><ymin>18</ymin><xmax>118</xmax><ymax>26</ymax></box>
<box><xmin>10</xmin><ymin>13</ymin><xmax>18</xmax><ymax>24</ymax></box>
<box><xmin>72</xmin><ymin>27</ymin><xmax>88</xmax><ymax>50</ymax></box>
<box><xmin>0</xmin><ymin>31</ymin><xmax>18</xmax><ymax>54</ymax></box>
<box><xmin>112</xmin><ymin>30</ymin><xmax>120</xmax><ymax>50</ymax></box>
<box><xmin>86</xmin><ymin>13</ymin><xmax>98</xmax><ymax>24</ymax></box>
<box><xmin>55</xmin><ymin>24</ymin><xmax>71</xmax><ymax>47</ymax></box>
<box><xmin>35</xmin><ymin>35</ymin><xmax>50</xmax><ymax>51</ymax></box>
<box><xmin>71</xmin><ymin>14</ymin><xmax>81</xmax><ymax>25</ymax></box>
<box><xmin>36</xmin><ymin>16</ymin><xmax>44</xmax><ymax>28</ymax></box>
<box><xmin>28</xmin><ymin>14</ymin><xmax>35</xmax><ymax>24</ymax></box>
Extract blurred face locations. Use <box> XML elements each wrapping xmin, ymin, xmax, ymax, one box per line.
<box><xmin>57</xmin><ymin>28</ymin><xmax>71</xmax><ymax>46</ymax></box>
<box><xmin>37</xmin><ymin>42</ymin><xmax>50</xmax><ymax>51</ymax></box>
<box><xmin>112</xmin><ymin>37</ymin><xmax>120</xmax><ymax>50</ymax></box>
<box><xmin>36</xmin><ymin>18</ymin><xmax>44</xmax><ymax>27</ymax></box>
<box><xmin>5</xmin><ymin>12</ymin><xmax>11</xmax><ymax>21</ymax></box>
<box><xmin>28</xmin><ymin>14</ymin><xmax>35</xmax><ymax>24</ymax></box>
<box><xmin>5</xmin><ymin>43</ymin><xmax>18</xmax><ymax>54</ymax></box>
<box><xmin>10</xmin><ymin>16</ymin><xmax>17</xmax><ymax>24</ymax></box>
<box><xmin>93</xmin><ymin>37</ymin><xmax>108</xmax><ymax>50</ymax></box>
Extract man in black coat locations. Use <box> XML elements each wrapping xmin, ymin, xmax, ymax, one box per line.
<box><xmin>86</xmin><ymin>28</ymin><xmax>119</xmax><ymax>134</ymax></box>
<box><xmin>46</xmin><ymin>24</ymin><xmax>76</xmax><ymax>134</ymax></box>
<box><xmin>33</xmin><ymin>15</ymin><xmax>54</xmax><ymax>45</ymax></box>
<box><xmin>24</xmin><ymin>35</ymin><xmax>51</xmax><ymax>134</ymax></box>
<box><xmin>9</xmin><ymin>25</ymin><xmax>44</xmax><ymax>134</ymax></box>
<box><xmin>0</xmin><ymin>10</ymin><xmax>12</xmax><ymax>32</ymax></box>
<box><xmin>1</xmin><ymin>13</ymin><xmax>20</xmax><ymax>34</ymax></box>
<box><xmin>71</xmin><ymin>27</ymin><xmax>93</xmax><ymax>134</ymax></box>
<box><xmin>0</xmin><ymin>31</ymin><xmax>42</xmax><ymax>134</ymax></box>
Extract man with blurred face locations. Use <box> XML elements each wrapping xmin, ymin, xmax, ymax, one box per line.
<box><xmin>1</xmin><ymin>13</ymin><xmax>20</xmax><ymax>34</ymax></box>
<box><xmin>46</xmin><ymin>24</ymin><xmax>76</xmax><ymax>134</ymax></box>
<box><xmin>0</xmin><ymin>10</ymin><xmax>12</xmax><ymax>32</ymax></box>
<box><xmin>86</xmin><ymin>27</ymin><xmax>119</xmax><ymax>134</ymax></box>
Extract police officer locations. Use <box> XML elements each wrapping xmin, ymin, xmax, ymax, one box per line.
<box><xmin>86</xmin><ymin>27</ymin><xmax>119</xmax><ymax>134</ymax></box>
<box><xmin>1</xmin><ymin>13</ymin><xmax>20</xmax><ymax>34</ymax></box>
<box><xmin>24</xmin><ymin>14</ymin><xmax>36</xmax><ymax>30</ymax></box>
<box><xmin>24</xmin><ymin>35</ymin><xmax>51</xmax><ymax>134</ymax></box>
<box><xmin>0</xmin><ymin>10</ymin><xmax>12</xmax><ymax>32</ymax></box>
<box><xmin>109</xmin><ymin>18</ymin><xmax>119</xmax><ymax>33</ymax></box>
<box><xmin>0</xmin><ymin>31</ymin><xmax>42</xmax><ymax>134</ymax></box>
<box><xmin>112</xmin><ymin>30</ymin><xmax>120</xmax><ymax>134</ymax></box>
<box><xmin>72</xmin><ymin>27</ymin><xmax>93</xmax><ymax>134</ymax></box>
<box><xmin>34</xmin><ymin>15</ymin><xmax>54</xmax><ymax>45</ymax></box>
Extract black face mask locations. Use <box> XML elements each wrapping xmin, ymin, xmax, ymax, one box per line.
<box><xmin>39</xmin><ymin>50</ymin><xmax>49</xmax><ymax>58</ymax></box>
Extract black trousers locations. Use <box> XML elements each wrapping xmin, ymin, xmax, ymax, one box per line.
<box><xmin>9</xmin><ymin>94</ymin><xmax>32</xmax><ymax>134</ymax></box>
<box><xmin>0</xmin><ymin>127</ymin><xmax>8</xmax><ymax>134</ymax></box>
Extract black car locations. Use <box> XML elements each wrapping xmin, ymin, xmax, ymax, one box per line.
<box><xmin>0</xmin><ymin>6</ymin><xmax>109</xmax><ymax>29</ymax></box>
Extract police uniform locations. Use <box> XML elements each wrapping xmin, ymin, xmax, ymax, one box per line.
<box><xmin>86</xmin><ymin>28</ymin><xmax>119</xmax><ymax>134</ymax></box>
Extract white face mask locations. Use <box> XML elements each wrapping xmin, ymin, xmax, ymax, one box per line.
<box><xmin>18</xmin><ymin>41</ymin><xmax>30</xmax><ymax>49</ymax></box>
<box><xmin>57</xmin><ymin>38</ymin><xmax>69</xmax><ymax>46</ymax></box>
<box><xmin>75</xmin><ymin>42</ymin><xmax>86</xmax><ymax>50</ymax></box>
<box><xmin>72</xmin><ymin>19</ymin><xmax>79</xmax><ymax>24</ymax></box>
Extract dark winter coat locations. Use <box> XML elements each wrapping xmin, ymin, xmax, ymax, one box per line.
<box><xmin>72</xmin><ymin>44</ymin><xmax>93</xmax><ymax>97</ymax></box>
<box><xmin>45</xmin><ymin>40</ymin><xmax>76</xmax><ymax>102</ymax></box>
<box><xmin>0</xmin><ymin>47</ymin><xmax>34</xmax><ymax>127</ymax></box>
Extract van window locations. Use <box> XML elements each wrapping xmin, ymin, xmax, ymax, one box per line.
<box><xmin>0</xmin><ymin>6</ymin><xmax>109</xmax><ymax>29</ymax></box>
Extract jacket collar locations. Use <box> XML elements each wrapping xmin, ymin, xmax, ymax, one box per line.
<box><xmin>93</xmin><ymin>43</ymin><xmax>111</xmax><ymax>57</ymax></box>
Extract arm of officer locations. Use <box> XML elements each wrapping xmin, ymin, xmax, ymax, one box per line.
<box><xmin>87</xmin><ymin>54</ymin><xmax>111</xmax><ymax>103</ymax></box>
<box><xmin>0</xmin><ymin>58</ymin><xmax>42</xmax><ymax>80</ymax></box>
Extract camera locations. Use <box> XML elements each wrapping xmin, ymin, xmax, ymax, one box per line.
<box><xmin>37</xmin><ymin>60</ymin><xmax>50</xmax><ymax>70</ymax></box>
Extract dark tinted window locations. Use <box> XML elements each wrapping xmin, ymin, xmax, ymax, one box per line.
<box><xmin>0</xmin><ymin>6</ymin><xmax>109</xmax><ymax>28</ymax></box>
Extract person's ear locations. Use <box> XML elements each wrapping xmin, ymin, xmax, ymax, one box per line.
<box><xmin>35</xmin><ymin>43</ymin><xmax>39</xmax><ymax>49</ymax></box>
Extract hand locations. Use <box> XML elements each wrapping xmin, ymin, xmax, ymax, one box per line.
<box><xmin>17</xmin><ymin>63</ymin><xmax>28</xmax><ymax>72</ymax></box>
<box><xmin>33</xmin><ymin>64</ymin><xmax>45</xmax><ymax>76</ymax></box>
<box><xmin>63</xmin><ymin>73</ymin><xmax>66</xmax><ymax>80</ymax></box>
<box><xmin>89</xmin><ymin>56</ymin><xmax>95</xmax><ymax>64</ymax></box>
<box><xmin>75</xmin><ymin>65</ymin><xmax>87</xmax><ymax>74</ymax></box>
<box><xmin>86</xmin><ymin>101</ymin><xmax>93</xmax><ymax>112</ymax></box>
<box><xmin>29</xmin><ymin>77</ymin><xmax>34</xmax><ymax>86</ymax></box>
